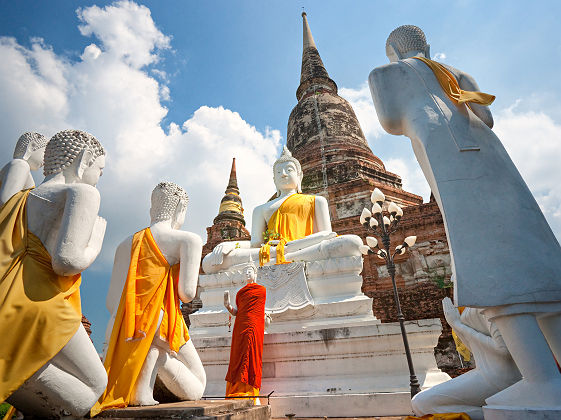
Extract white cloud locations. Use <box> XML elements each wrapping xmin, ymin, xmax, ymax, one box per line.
<box><xmin>494</xmin><ymin>101</ymin><xmax>561</xmax><ymax>238</ymax></box>
<box><xmin>0</xmin><ymin>0</ymin><xmax>281</xmax><ymax>272</ymax></box>
<box><xmin>385</xmin><ymin>157</ymin><xmax>430</xmax><ymax>200</ymax></box>
<box><xmin>433</xmin><ymin>52</ymin><xmax>446</xmax><ymax>61</ymax></box>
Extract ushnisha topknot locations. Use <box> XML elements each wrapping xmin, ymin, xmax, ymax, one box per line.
<box><xmin>13</xmin><ymin>132</ymin><xmax>48</xmax><ymax>159</ymax></box>
<box><xmin>150</xmin><ymin>181</ymin><xmax>189</xmax><ymax>223</ymax></box>
<box><xmin>385</xmin><ymin>25</ymin><xmax>428</xmax><ymax>58</ymax></box>
<box><xmin>43</xmin><ymin>130</ymin><xmax>105</xmax><ymax>176</ymax></box>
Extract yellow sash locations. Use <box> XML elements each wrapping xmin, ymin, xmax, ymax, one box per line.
<box><xmin>92</xmin><ymin>228</ymin><xmax>189</xmax><ymax>416</ymax></box>
<box><xmin>259</xmin><ymin>194</ymin><xmax>315</xmax><ymax>266</ymax></box>
<box><xmin>413</xmin><ymin>56</ymin><xmax>495</xmax><ymax>106</ymax></box>
<box><xmin>0</xmin><ymin>190</ymin><xmax>82</xmax><ymax>402</ymax></box>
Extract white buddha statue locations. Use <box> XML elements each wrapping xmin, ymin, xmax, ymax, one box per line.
<box><xmin>369</xmin><ymin>25</ymin><xmax>561</xmax><ymax>412</ymax></box>
<box><xmin>94</xmin><ymin>182</ymin><xmax>206</xmax><ymax>413</ymax></box>
<box><xmin>0</xmin><ymin>132</ymin><xmax>48</xmax><ymax>206</ymax></box>
<box><xmin>3</xmin><ymin>130</ymin><xmax>108</xmax><ymax>418</ymax></box>
<box><xmin>202</xmin><ymin>147</ymin><xmax>363</xmax><ymax>274</ymax></box>
<box><xmin>412</xmin><ymin>298</ymin><xmax>521</xmax><ymax>420</ymax></box>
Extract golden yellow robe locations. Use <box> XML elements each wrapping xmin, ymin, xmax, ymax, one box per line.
<box><xmin>0</xmin><ymin>190</ymin><xmax>82</xmax><ymax>402</ymax></box>
<box><xmin>92</xmin><ymin>228</ymin><xmax>189</xmax><ymax>416</ymax></box>
<box><xmin>413</xmin><ymin>56</ymin><xmax>495</xmax><ymax>106</ymax></box>
<box><xmin>259</xmin><ymin>193</ymin><xmax>315</xmax><ymax>266</ymax></box>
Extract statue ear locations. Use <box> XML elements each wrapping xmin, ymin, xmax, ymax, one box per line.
<box><xmin>22</xmin><ymin>142</ymin><xmax>34</xmax><ymax>160</ymax></box>
<box><xmin>388</xmin><ymin>42</ymin><xmax>403</xmax><ymax>60</ymax></box>
<box><xmin>425</xmin><ymin>44</ymin><xmax>431</xmax><ymax>59</ymax></box>
<box><xmin>76</xmin><ymin>148</ymin><xmax>94</xmax><ymax>179</ymax></box>
<box><xmin>172</xmin><ymin>200</ymin><xmax>186</xmax><ymax>228</ymax></box>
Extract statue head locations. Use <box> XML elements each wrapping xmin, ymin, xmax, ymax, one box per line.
<box><xmin>273</xmin><ymin>146</ymin><xmax>303</xmax><ymax>197</ymax></box>
<box><xmin>385</xmin><ymin>25</ymin><xmax>430</xmax><ymax>62</ymax></box>
<box><xmin>43</xmin><ymin>130</ymin><xmax>105</xmax><ymax>186</ymax></box>
<box><xmin>150</xmin><ymin>181</ymin><xmax>189</xmax><ymax>229</ymax></box>
<box><xmin>244</xmin><ymin>259</ymin><xmax>257</xmax><ymax>283</ymax></box>
<box><xmin>13</xmin><ymin>132</ymin><xmax>48</xmax><ymax>171</ymax></box>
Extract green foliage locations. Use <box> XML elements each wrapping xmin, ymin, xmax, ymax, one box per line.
<box><xmin>427</xmin><ymin>265</ymin><xmax>453</xmax><ymax>289</ymax></box>
<box><xmin>0</xmin><ymin>403</ymin><xmax>12</xmax><ymax>417</ymax></box>
<box><xmin>262</xmin><ymin>229</ymin><xmax>280</xmax><ymax>243</ymax></box>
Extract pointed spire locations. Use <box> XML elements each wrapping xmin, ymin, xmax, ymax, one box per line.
<box><xmin>215</xmin><ymin>157</ymin><xmax>245</xmax><ymax>226</ymax></box>
<box><xmin>302</xmin><ymin>12</ymin><xmax>316</xmax><ymax>50</ymax></box>
<box><xmin>297</xmin><ymin>12</ymin><xmax>337</xmax><ymax>101</ymax></box>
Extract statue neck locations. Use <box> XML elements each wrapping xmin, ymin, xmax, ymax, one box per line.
<box><xmin>277</xmin><ymin>188</ymin><xmax>298</xmax><ymax>199</ymax></box>
<box><xmin>150</xmin><ymin>219</ymin><xmax>174</xmax><ymax>230</ymax></box>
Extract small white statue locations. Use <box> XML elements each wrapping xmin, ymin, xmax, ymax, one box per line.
<box><xmin>412</xmin><ymin>298</ymin><xmax>521</xmax><ymax>420</ymax></box>
<box><xmin>95</xmin><ymin>182</ymin><xmax>206</xmax><ymax>413</ymax></box>
<box><xmin>0</xmin><ymin>132</ymin><xmax>47</xmax><ymax>206</ymax></box>
<box><xmin>4</xmin><ymin>130</ymin><xmax>108</xmax><ymax>418</ymax></box>
<box><xmin>369</xmin><ymin>25</ymin><xmax>561</xmax><ymax>412</ymax></box>
<box><xmin>202</xmin><ymin>147</ymin><xmax>362</xmax><ymax>274</ymax></box>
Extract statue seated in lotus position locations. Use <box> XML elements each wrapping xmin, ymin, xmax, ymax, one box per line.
<box><xmin>93</xmin><ymin>182</ymin><xmax>206</xmax><ymax>413</ymax></box>
<box><xmin>2</xmin><ymin>130</ymin><xmax>108</xmax><ymax>418</ymax></box>
<box><xmin>412</xmin><ymin>298</ymin><xmax>521</xmax><ymax>420</ymax></box>
<box><xmin>202</xmin><ymin>147</ymin><xmax>363</xmax><ymax>274</ymax></box>
<box><xmin>0</xmin><ymin>132</ymin><xmax>48</xmax><ymax>206</ymax></box>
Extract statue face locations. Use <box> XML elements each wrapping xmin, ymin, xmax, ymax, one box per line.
<box><xmin>245</xmin><ymin>265</ymin><xmax>256</xmax><ymax>283</ymax></box>
<box><xmin>27</xmin><ymin>146</ymin><xmax>46</xmax><ymax>171</ymax></box>
<box><xmin>274</xmin><ymin>161</ymin><xmax>300</xmax><ymax>194</ymax></box>
<box><xmin>81</xmin><ymin>155</ymin><xmax>105</xmax><ymax>187</ymax></box>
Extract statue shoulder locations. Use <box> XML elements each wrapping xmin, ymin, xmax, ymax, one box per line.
<box><xmin>62</xmin><ymin>183</ymin><xmax>101</xmax><ymax>204</ymax></box>
<box><xmin>171</xmin><ymin>229</ymin><xmax>203</xmax><ymax>247</ymax></box>
<box><xmin>5</xmin><ymin>158</ymin><xmax>30</xmax><ymax>171</ymax></box>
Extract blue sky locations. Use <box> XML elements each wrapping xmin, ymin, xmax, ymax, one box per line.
<box><xmin>1</xmin><ymin>0</ymin><xmax>561</xmax><ymax>350</ymax></box>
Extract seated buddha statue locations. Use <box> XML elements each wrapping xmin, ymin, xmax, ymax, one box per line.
<box><xmin>0</xmin><ymin>132</ymin><xmax>48</xmax><ymax>206</ymax></box>
<box><xmin>202</xmin><ymin>147</ymin><xmax>363</xmax><ymax>274</ymax></box>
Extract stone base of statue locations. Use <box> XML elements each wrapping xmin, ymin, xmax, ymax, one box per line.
<box><xmin>483</xmin><ymin>406</ymin><xmax>561</xmax><ymax>420</ymax></box>
<box><xmin>191</xmin><ymin>258</ymin><xmax>450</xmax><ymax>417</ymax></box>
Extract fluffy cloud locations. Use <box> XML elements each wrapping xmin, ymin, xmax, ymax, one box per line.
<box><xmin>339</xmin><ymin>82</ymin><xmax>385</xmax><ymax>140</ymax></box>
<box><xmin>0</xmin><ymin>0</ymin><xmax>281</xmax><ymax>271</ymax></box>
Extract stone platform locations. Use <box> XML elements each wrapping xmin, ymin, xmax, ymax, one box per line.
<box><xmin>97</xmin><ymin>400</ymin><xmax>270</xmax><ymax>420</ymax></box>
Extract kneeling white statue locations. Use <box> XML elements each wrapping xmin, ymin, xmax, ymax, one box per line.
<box><xmin>202</xmin><ymin>146</ymin><xmax>363</xmax><ymax>274</ymax></box>
<box><xmin>93</xmin><ymin>182</ymin><xmax>206</xmax><ymax>414</ymax></box>
<box><xmin>0</xmin><ymin>132</ymin><xmax>48</xmax><ymax>206</ymax></box>
<box><xmin>2</xmin><ymin>130</ymin><xmax>108</xmax><ymax>418</ymax></box>
<box><xmin>412</xmin><ymin>298</ymin><xmax>521</xmax><ymax>420</ymax></box>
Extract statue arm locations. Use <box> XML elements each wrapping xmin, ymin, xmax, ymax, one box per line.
<box><xmin>52</xmin><ymin>184</ymin><xmax>105</xmax><ymax>276</ymax></box>
<box><xmin>368</xmin><ymin>64</ymin><xmax>405</xmax><ymax>136</ymax></box>
<box><xmin>105</xmin><ymin>236</ymin><xmax>132</xmax><ymax>315</ymax></box>
<box><xmin>178</xmin><ymin>232</ymin><xmax>203</xmax><ymax>303</ymax></box>
<box><xmin>250</xmin><ymin>205</ymin><xmax>267</xmax><ymax>247</ymax></box>
<box><xmin>0</xmin><ymin>160</ymin><xmax>31</xmax><ymax>205</ymax></box>
<box><xmin>446</xmin><ymin>65</ymin><xmax>494</xmax><ymax>128</ymax></box>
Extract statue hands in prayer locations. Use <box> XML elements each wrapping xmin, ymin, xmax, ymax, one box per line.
<box><xmin>202</xmin><ymin>147</ymin><xmax>362</xmax><ymax>274</ymax></box>
<box><xmin>95</xmin><ymin>182</ymin><xmax>206</xmax><ymax>413</ymax></box>
<box><xmin>4</xmin><ymin>130</ymin><xmax>108</xmax><ymax>418</ymax></box>
<box><xmin>412</xmin><ymin>298</ymin><xmax>521</xmax><ymax>420</ymax></box>
<box><xmin>0</xmin><ymin>132</ymin><xmax>48</xmax><ymax>206</ymax></box>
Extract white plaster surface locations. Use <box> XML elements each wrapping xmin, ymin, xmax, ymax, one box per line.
<box><xmin>483</xmin><ymin>406</ymin><xmax>561</xmax><ymax>420</ymax></box>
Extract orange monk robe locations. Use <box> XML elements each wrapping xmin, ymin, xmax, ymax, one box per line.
<box><xmin>225</xmin><ymin>283</ymin><xmax>266</xmax><ymax>402</ymax></box>
<box><xmin>0</xmin><ymin>190</ymin><xmax>82</xmax><ymax>402</ymax></box>
<box><xmin>91</xmin><ymin>228</ymin><xmax>189</xmax><ymax>416</ymax></box>
<box><xmin>259</xmin><ymin>193</ymin><xmax>315</xmax><ymax>266</ymax></box>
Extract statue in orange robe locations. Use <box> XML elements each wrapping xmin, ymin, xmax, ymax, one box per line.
<box><xmin>224</xmin><ymin>263</ymin><xmax>267</xmax><ymax>404</ymax></box>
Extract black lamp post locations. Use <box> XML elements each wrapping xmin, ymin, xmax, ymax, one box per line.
<box><xmin>359</xmin><ymin>188</ymin><xmax>422</xmax><ymax>398</ymax></box>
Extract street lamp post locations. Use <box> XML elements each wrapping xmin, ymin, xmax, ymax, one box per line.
<box><xmin>359</xmin><ymin>188</ymin><xmax>422</xmax><ymax>398</ymax></box>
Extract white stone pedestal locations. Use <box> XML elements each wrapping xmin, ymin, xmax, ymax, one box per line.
<box><xmin>483</xmin><ymin>406</ymin><xmax>561</xmax><ymax>420</ymax></box>
<box><xmin>191</xmin><ymin>258</ymin><xmax>450</xmax><ymax>417</ymax></box>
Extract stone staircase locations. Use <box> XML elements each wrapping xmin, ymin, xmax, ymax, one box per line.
<box><xmin>96</xmin><ymin>400</ymin><xmax>270</xmax><ymax>420</ymax></box>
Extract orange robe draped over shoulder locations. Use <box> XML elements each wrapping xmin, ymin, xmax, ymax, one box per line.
<box><xmin>92</xmin><ymin>228</ymin><xmax>188</xmax><ymax>415</ymax></box>
<box><xmin>0</xmin><ymin>190</ymin><xmax>82</xmax><ymax>402</ymax></box>
<box><xmin>259</xmin><ymin>193</ymin><xmax>315</xmax><ymax>265</ymax></box>
<box><xmin>225</xmin><ymin>283</ymin><xmax>266</xmax><ymax>398</ymax></box>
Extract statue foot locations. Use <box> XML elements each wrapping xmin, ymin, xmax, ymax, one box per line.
<box><xmin>130</xmin><ymin>395</ymin><xmax>159</xmax><ymax>407</ymax></box>
<box><xmin>485</xmin><ymin>378</ymin><xmax>561</xmax><ymax>409</ymax></box>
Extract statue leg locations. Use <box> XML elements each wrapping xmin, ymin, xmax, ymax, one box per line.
<box><xmin>486</xmin><ymin>313</ymin><xmax>561</xmax><ymax>408</ymax></box>
<box><xmin>537</xmin><ymin>311</ymin><xmax>561</xmax><ymax>363</ymax></box>
<box><xmin>7</xmin><ymin>325</ymin><xmax>107</xmax><ymax>418</ymax></box>
<box><xmin>412</xmin><ymin>370</ymin><xmax>499</xmax><ymax>420</ymax></box>
<box><xmin>130</xmin><ymin>335</ymin><xmax>167</xmax><ymax>406</ymax></box>
<box><xmin>157</xmin><ymin>340</ymin><xmax>206</xmax><ymax>400</ymax></box>
<box><xmin>202</xmin><ymin>249</ymin><xmax>259</xmax><ymax>274</ymax></box>
<box><xmin>287</xmin><ymin>234</ymin><xmax>363</xmax><ymax>262</ymax></box>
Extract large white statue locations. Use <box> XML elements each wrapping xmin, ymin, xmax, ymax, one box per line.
<box><xmin>0</xmin><ymin>132</ymin><xmax>47</xmax><ymax>206</ymax></box>
<box><xmin>369</xmin><ymin>25</ymin><xmax>561</xmax><ymax>413</ymax></box>
<box><xmin>412</xmin><ymin>298</ymin><xmax>521</xmax><ymax>420</ymax></box>
<box><xmin>93</xmin><ymin>182</ymin><xmax>206</xmax><ymax>414</ymax></box>
<box><xmin>202</xmin><ymin>147</ymin><xmax>362</xmax><ymax>274</ymax></box>
<box><xmin>2</xmin><ymin>130</ymin><xmax>108</xmax><ymax>418</ymax></box>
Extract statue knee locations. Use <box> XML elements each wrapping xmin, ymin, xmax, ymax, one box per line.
<box><xmin>321</xmin><ymin>234</ymin><xmax>363</xmax><ymax>258</ymax></box>
<box><xmin>411</xmin><ymin>389</ymin><xmax>433</xmax><ymax>416</ymax></box>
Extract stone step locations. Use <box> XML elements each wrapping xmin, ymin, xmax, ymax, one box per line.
<box><xmin>97</xmin><ymin>400</ymin><xmax>271</xmax><ymax>420</ymax></box>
